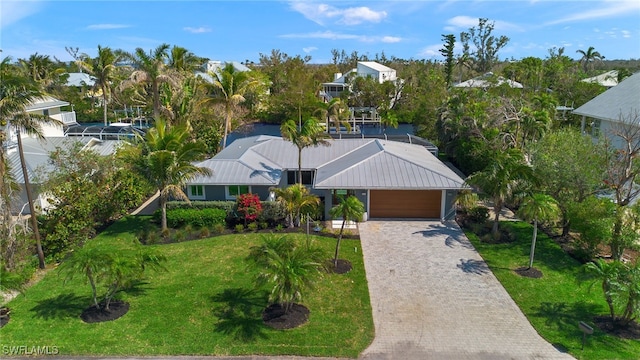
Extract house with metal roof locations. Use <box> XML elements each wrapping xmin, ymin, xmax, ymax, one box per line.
<box><xmin>573</xmin><ymin>71</ymin><xmax>640</xmax><ymax>149</ymax></box>
<box><xmin>321</xmin><ymin>61</ymin><xmax>398</xmax><ymax>101</ymax></box>
<box><xmin>186</xmin><ymin>135</ymin><xmax>466</xmax><ymax>221</ymax></box>
<box><xmin>454</xmin><ymin>72</ymin><xmax>523</xmax><ymax>89</ymax></box>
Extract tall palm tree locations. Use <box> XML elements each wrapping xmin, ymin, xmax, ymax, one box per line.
<box><xmin>136</xmin><ymin>118</ymin><xmax>211</xmax><ymax>231</ymax></box>
<box><xmin>123</xmin><ymin>44</ymin><xmax>176</xmax><ymax>120</ymax></box>
<box><xmin>465</xmin><ymin>149</ymin><xmax>536</xmax><ymax>239</ymax></box>
<box><xmin>280</xmin><ymin>118</ymin><xmax>330</xmax><ymax>185</ymax></box>
<box><xmin>87</xmin><ymin>46</ymin><xmax>120</xmax><ymax>125</ymax></box>
<box><xmin>17</xmin><ymin>53</ymin><xmax>64</xmax><ymax>90</ymax></box>
<box><xmin>273</xmin><ymin>184</ymin><xmax>320</xmax><ymax>228</ymax></box>
<box><xmin>517</xmin><ymin>193</ymin><xmax>560</xmax><ymax>269</ymax></box>
<box><xmin>203</xmin><ymin>63</ymin><xmax>259</xmax><ymax>149</ymax></box>
<box><xmin>576</xmin><ymin>46</ymin><xmax>604</xmax><ymax>73</ymax></box>
<box><xmin>1</xmin><ymin>57</ymin><xmax>60</xmax><ymax>269</ymax></box>
<box><xmin>329</xmin><ymin>195</ymin><xmax>364</xmax><ymax>269</ymax></box>
<box><xmin>168</xmin><ymin>45</ymin><xmax>203</xmax><ymax>73</ymax></box>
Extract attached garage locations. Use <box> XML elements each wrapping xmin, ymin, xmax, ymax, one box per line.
<box><xmin>370</xmin><ymin>190</ymin><xmax>442</xmax><ymax>218</ymax></box>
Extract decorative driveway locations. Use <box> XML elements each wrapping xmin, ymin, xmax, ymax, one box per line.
<box><xmin>358</xmin><ymin>220</ymin><xmax>575</xmax><ymax>360</ymax></box>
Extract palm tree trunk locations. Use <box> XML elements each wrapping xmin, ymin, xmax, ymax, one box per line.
<box><xmin>334</xmin><ymin>220</ymin><xmax>345</xmax><ymax>267</ymax></box>
<box><xmin>102</xmin><ymin>84</ymin><xmax>109</xmax><ymax>126</ymax></box>
<box><xmin>16</xmin><ymin>130</ymin><xmax>45</xmax><ymax>269</ymax></box>
<box><xmin>222</xmin><ymin>106</ymin><xmax>231</xmax><ymax>150</ymax></box>
<box><xmin>298</xmin><ymin>148</ymin><xmax>303</xmax><ymax>185</ymax></box>
<box><xmin>88</xmin><ymin>269</ymin><xmax>100</xmax><ymax>309</ymax></box>
<box><xmin>528</xmin><ymin>219</ymin><xmax>538</xmax><ymax>269</ymax></box>
<box><xmin>491</xmin><ymin>204</ymin><xmax>501</xmax><ymax>239</ymax></box>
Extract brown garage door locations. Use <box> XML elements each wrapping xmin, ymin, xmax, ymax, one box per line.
<box><xmin>370</xmin><ymin>190</ymin><xmax>441</xmax><ymax>218</ymax></box>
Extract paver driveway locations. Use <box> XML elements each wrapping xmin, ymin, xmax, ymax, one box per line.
<box><xmin>358</xmin><ymin>220</ymin><xmax>575</xmax><ymax>360</ymax></box>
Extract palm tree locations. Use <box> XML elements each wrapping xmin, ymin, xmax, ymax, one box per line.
<box><xmin>123</xmin><ymin>44</ymin><xmax>176</xmax><ymax>120</ymax></box>
<box><xmin>329</xmin><ymin>195</ymin><xmax>364</xmax><ymax>269</ymax></box>
<box><xmin>1</xmin><ymin>57</ymin><xmax>60</xmax><ymax>269</ymax></box>
<box><xmin>280</xmin><ymin>118</ymin><xmax>330</xmax><ymax>184</ymax></box>
<box><xmin>136</xmin><ymin>118</ymin><xmax>211</xmax><ymax>231</ymax></box>
<box><xmin>517</xmin><ymin>193</ymin><xmax>560</xmax><ymax>269</ymax></box>
<box><xmin>273</xmin><ymin>184</ymin><xmax>320</xmax><ymax>228</ymax></box>
<box><xmin>168</xmin><ymin>45</ymin><xmax>203</xmax><ymax>73</ymax></box>
<box><xmin>315</xmin><ymin>98</ymin><xmax>350</xmax><ymax>133</ymax></box>
<box><xmin>202</xmin><ymin>63</ymin><xmax>259</xmax><ymax>149</ymax></box>
<box><xmin>17</xmin><ymin>53</ymin><xmax>64</xmax><ymax>90</ymax></box>
<box><xmin>59</xmin><ymin>246</ymin><xmax>112</xmax><ymax>309</ymax></box>
<box><xmin>247</xmin><ymin>233</ymin><xmax>324</xmax><ymax>314</ymax></box>
<box><xmin>465</xmin><ymin>149</ymin><xmax>536</xmax><ymax>240</ymax></box>
<box><xmin>582</xmin><ymin>259</ymin><xmax>625</xmax><ymax>321</ymax></box>
<box><xmin>576</xmin><ymin>46</ymin><xmax>604</xmax><ymax>73</ymax></box>
<box><xmin>87</xmin><ymin>46</ymin><xmax>120</xmax><ymax>125</ymax></box>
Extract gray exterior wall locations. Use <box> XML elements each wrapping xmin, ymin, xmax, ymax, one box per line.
<box><xmin>201</xmin><ymin>185</ymin><xmax>273</xmax><ymax>201</ymax></box>
<box><xmin>443</xmin><ymin>190</ymin><xmax>458</xmax><ymax>220</ymax></box>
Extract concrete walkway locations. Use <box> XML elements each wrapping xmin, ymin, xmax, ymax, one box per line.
<box><xmin>358</xmin><ymin>220</ymin><xmax>574</xmax><ymax>360</ymax></box>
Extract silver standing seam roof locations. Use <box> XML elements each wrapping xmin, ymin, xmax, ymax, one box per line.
<box><xmin>572</xmin><ymin>71</ymin><xmax>640</xmax><ymax>123</ymax></box>
<box><xmin>190</xmin><ymin>136</ymin><xmax>466</xmax><ymax>190</ymax></box>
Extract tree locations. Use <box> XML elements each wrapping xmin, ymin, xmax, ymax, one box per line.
<box><xmin>134</xmin><ymin>118</ymin><xmax>211</xmax><ymax>231</ymax></box>
<box><xmin>0</xmin><ymin>57</ymin><xmax>59</xmax><ymax>269</ymax></box>
<box><xmin>329</xmin><ymin>195</ymin><xmax>364</xmax><ymax>269</ymax></box>
<box><xmin>86</xmin><ymin>46</ymin><xmax>120</xmax><ymax>125</ymax></box>
<box><xmin>202</xmin><ymin>63</ymin><xmax>259</xmax><ymax>149</ymax></box>
<box><xmin>246</xmin><ymin>233</ymin><xmax>325</xmax><ymax>315</ymax></box>
<box><xmin>315</xmin><ymin>97</ymin><xmax>349</xmax><ymax>133</ymax></box>
<box><xmin>465</xmin><ymin>149</ymin><xmax>536</xmax><ymax>239</ymax></box>
<box><xmin>17</xmin><ymin>53</ymin><xmax>65</xmax><ymax>90</ymax></box>
<box><xmin>272</xmin><ymin>184</ymin><xmax>320</xmax><ymax>228</ymax></box>
<box><xmin>439</xmin><ymin>34</ymin><xmax>456</xmax><ymax>87</ymax></box>
<box><xmin>168</xmin><ymin>45</ymin><xmax>203</xmax><ymax>73</ymax></box>
<box><xmin>517</xmin><ymin>193</ymin><xmax>560</xmax><ymax>269</ymax></box>
<box><xmin>122</xmin><ymin>44</ymin><xmax>176</xmax><ymax>120</ymax></box>
<box><xmin>576</xmin><ymin>46</ymin><xmax>604</xmax><ymax>73</ymax></box>
<box><xmin>460</xmin><ymin>18</ymin><xmax>510</xmax><ymax>73</ymax></box>
<box><xmin>280</xmin><ymin>118</ymin><xmax>330</xmax><ymax>185</ymax></box>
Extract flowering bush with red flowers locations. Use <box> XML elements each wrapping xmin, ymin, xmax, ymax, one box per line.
<box><xmin>236</xmin><ymin>193</ymin><xmax>263</xmax><ymax>223</ymax></box>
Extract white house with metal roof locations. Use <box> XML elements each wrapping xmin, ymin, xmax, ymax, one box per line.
<box><xmin>321</xmin><ymin>61</ymin><xmax>398</xmax><ymax>100</ymax></box>
<box><xmin>187</xmin><ymin>135</ymin><xmax>466</xmax><ymax>221</ymax></box>
<box><xmin>573</xmin><ymin>71</ymin><xmax>640</xmax><ymax>149</ymax></box>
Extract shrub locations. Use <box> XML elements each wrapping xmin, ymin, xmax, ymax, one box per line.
<box><xmin>247</xmin><ymin>222</ymin><xmax>259</xmax><ymax>232</ymax></box>
<box><xmin>199</xmin><ymin>227</ymin><xmax>211</xmax><ymax>239</ymax></box>
<box><xmin>275</xmin><ymin>224</ymin><xmax>284</xmax><ymax>232</ymax></box>
<box><xmin>259</xmin><ymin>201</ymin><xmax>287</xmax><ymax>225</ymax></box>
<box><xmin>212</xmin><ymin>223</ymin><xmax>227</xmax><ymax>235</ymax></box>
<box><xmin>259</xmin><ymin>221</ymin><xmax>269</xmax><ymax>230</ymax></box>
<box><xmin>164</xmin><ymin>208</ymin><xmax>227</xmax><ymax>228</ymax></box>
<box><xmin>467</xmin><ymin>206</ymin><xmax>490</xmax><ymax>223</ymax></box>
<box><xmin>235</xmin><ymin>224</ymin><xmax>245</xmax><ymax>233</ymax></box>
<box><xmin>237</xmin><ymin>194</ymin><xmax>263</xmax><ymax>223</ymax></box>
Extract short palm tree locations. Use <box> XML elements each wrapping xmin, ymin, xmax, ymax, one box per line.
<box><xmin>280</xmin><ymin>118</ymin><xmax>330</xmax><ymax>185</ymax></box>
<box><xmin>136</xmin><ymin>118</ymin><xmax>211</xmax><ymax>231</ymax></box>
<box><xmin>273</xmin><ymin>184</ymin><xmax>320</xmax><ymax>228</ymax></box>
<box><xmin>517</xmin><ymin>193</ymin><xmax>560</xmax><ymax>269</ymax></box>
<box><xmin>329</xmin><ymin>195</ymin><xmax>365</xmax><ymax>268</ymax></box>
<box><xmin>246</xmin><ymin>233</ymin><xmax>324</xmax><ymax>314</ymax></box>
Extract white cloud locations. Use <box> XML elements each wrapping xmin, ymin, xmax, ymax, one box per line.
<box><xmin>183</xmin><ymin>26</ymin><xmax>211</xmax><ymax>34</ymax></box>
<box><xmin>0</xmin><ymin>0</ymin><xmax>44</xmax><ymax>29</ymax></box>
<box><xmin>280</xmin><ymin>31</ymin><xmax>401</xmax><ymax>44</ymax></box>
<box><xmin>303</xmin><ymin>46</ymin><xmax>318</xmax><ymax>53</ymax></box>
<box><xmin>622</xmin><ymin>30</ymin><xmax>631</xmax><ymax>38</ymax></box>
<box><xmin>545</xmin><ymin>0</ymin><xmax>640</xmax><ymax>25</ymax></box>
<box><xmin>445</xmin><ymin>16</ymin><xmax>522</xmax><ymax>32</ymax></box>
<box><xmin>289</xmin><ymin>2</ymin><xmax>387</xmax><ymax>26</ymax></box>
<box><xmin>86</xmin><ymin>24</ymin><xmax>131</xmax><ymax>30</ymax></box>
<box><xmin>418</xmin><ymin>44</ymin><xmax>442</xmax><ymax>58</ymax></box>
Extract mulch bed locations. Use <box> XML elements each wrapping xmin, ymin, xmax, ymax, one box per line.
<box><xmin>262</xmin><ymin>303</ymin><xmax>310</xmax><ymax>330</ymax></box>
<box><xmin>594</xmin><ymin>316</ymin><xmax>640</xmax><ymax>340</ymax></box>
<box><xmin>326</xmin><ymin>259</ymin><xmax>353</xmax><ymax>274</ymax></box>
<box><xmin>514</xmin><ymin>266</ymin><xmax>543</xmax><ymax>278</ymax></box>
<box><xmin>80</xmin><ymin>301</ymin><xmax>130</xmax><ymax>323</ymax></box>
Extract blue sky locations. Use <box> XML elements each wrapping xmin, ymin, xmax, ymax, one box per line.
<box><xmin>1</xmin><ymin>0</ymin><xmax>639</xmax><ymax>64</ymax></box>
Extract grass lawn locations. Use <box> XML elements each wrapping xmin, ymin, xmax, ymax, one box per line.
<box><xmin>0</xmin><ymin>216</ymin><xmax>374</xmax><ymax>357</ymax></box>
<box><xmin>466</xmin><ymin>221</ymin><xmax>640</xmax><ymax>360</ymax></box>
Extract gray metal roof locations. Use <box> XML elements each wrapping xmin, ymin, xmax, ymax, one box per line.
<box><xmin>25</xmin><ymin>96</ymin><xmax>69</xmax><ymax>112</ymax></box>
<box><xmin>573</xmin><ymin>72</ymin><xmax>640</xmax><ymax>122</ymax></box>
<box><xmin>7</xmin><ymin>137</ymin><xmax>123</xmax><ymax>184</ymax></box>
<box><xmin>66</xmin><ymin>72</ymin><xmax>96</xmax><ymax>87</ymax></box>
<box><xmin>191</xmin><ymin>136</ymin><xmax>466</xmax><ymax>190</ymax></box>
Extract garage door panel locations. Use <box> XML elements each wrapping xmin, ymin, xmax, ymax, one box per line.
<box><xmin>370</xmin><ymin>190</ymin><xmax>441</xmax><ymax>218</ymax></box>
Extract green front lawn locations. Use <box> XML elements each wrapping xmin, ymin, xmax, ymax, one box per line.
<box><xmin>0</xmin><ymin>216</ymin><xmax>374</xmax><ymax>357</ymax></box>
<box><xmin>466</xmin><ymin>221</ymin><xmax>640</xmax><ymax>360</ymax></box>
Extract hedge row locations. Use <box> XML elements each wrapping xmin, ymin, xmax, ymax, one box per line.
<box><xmin>165</xmin><ymin>208</ymin><xmax>227</xmax><ymax>228</ymax></box>
<box><xmin>163</xmin><ymin>201</ymin><xmax>287</xmax><ymax>228</ymax></box>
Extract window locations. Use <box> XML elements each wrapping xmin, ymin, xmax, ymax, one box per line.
<box><xmin>188</xmin><ymin>185</ymin><xmax>205</xmax><ymax>200</ymax></box>
<box><xmin>287</xmin><ymin>170</ymin><xmax>314</xmax><ymax>185</ymax></box>
<box><xmin>226</xmin><ymin>185</ymin><xmax>250</xmax><ymax>200</ymax></box>
<box><xmin>332</xmin><ymin>189</ymin><xmax>355</xmax><ymax>205</ymax></box>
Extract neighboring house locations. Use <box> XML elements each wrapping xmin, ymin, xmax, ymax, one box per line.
<box><xmin>194</xmin><ymin>60</ymin><xmax>251</xmax><ymax>83</ymax></box>
<box><xmin>581</xmin><ymin>70</ymin><xmax>619</xmax><ymax>88</ymax></box>
<box><xmin>186</xmin><ymin>135</ymin><xmax>466</xmax><ymax>221</ymax></box>
<box><xmin>65</xmin><ymin>72</ymin><xmax>96</xmax><ymax>87</ymax></box>
<box><xmin>573</xmin><ymin>72</ymin><xmax>640</xmax><ymax>149</ymax></box>
<box><xmin>454</xmin><ymin>72</ymin><xmax>523</xmax><ymax>89</ymax></box>
<box><xmin>321</xmin><ymin>61</ymin><xmax>398</xmax><ymax>100</ymax></box>
<box><xmin>3</xmin><ymin>96</ymin><xmax>77</xmax><ymax>147</ymax></box>
<box><xmin>5</xmin><ymin>136</ymin><xmax>122</xmax><ymax>215</ymax></box>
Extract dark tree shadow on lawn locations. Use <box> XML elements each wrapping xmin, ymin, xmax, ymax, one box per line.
<box><xmin>211</xmin><ymin>288</ymin><xmax>270</xmax><ymax>341</ymax></box>
<box><xmin>30</xmin><ymin>293</ymin><xmax>89</xmax><ymax>320</ymax></box>
<box><xmin>456</xmin><ymin>258</ymin><xmax>490</xmax><ymax>275</ymax></box>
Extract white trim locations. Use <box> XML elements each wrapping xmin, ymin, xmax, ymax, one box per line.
<box><xmin>440</xmin><ymin>189</ymin><xmax>446</xmax><ymax>220</ymax></box>
<box><xmin>188</xmin><ymin>185</ymin><xmax>206</xmax><ymax>200</ymax></box>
